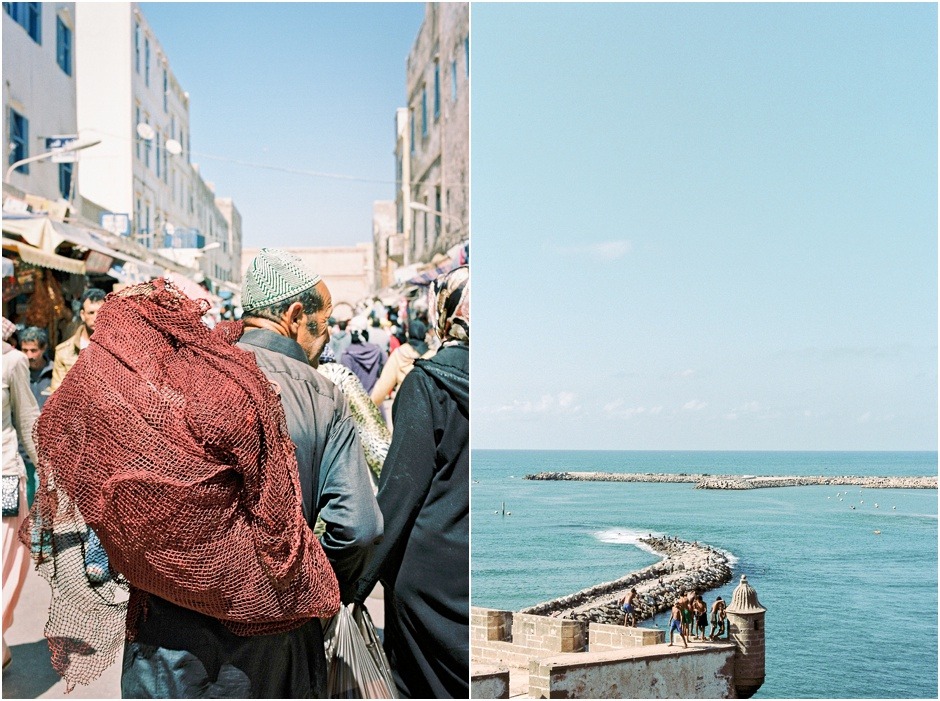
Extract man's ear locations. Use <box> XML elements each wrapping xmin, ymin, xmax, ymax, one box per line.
<box><xmin>287</xmin><ymin>302</ymin><xmax>305</xmax><ymax>329</ymax></box>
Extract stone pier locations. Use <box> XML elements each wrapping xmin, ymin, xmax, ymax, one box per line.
<box><xmin>524</xmin><ymin>471</ymin><xmax>937</xmax><ymax>490</ymax></box>
<box><xmin>520</xmin><ymin>537</ymin><xmax>733</xmax><ymax>625</ymax></box>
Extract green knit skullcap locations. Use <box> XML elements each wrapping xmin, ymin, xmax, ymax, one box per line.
<box><xmin>242</xmin><ymin>248</ymin><xmax>321</xmax><ymax>313</ymax></box>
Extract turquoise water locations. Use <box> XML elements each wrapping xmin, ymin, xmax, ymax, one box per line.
<box><xmin>471</xmin><ymin>451</ymin><xmax>938</xmax><ymax>699</ymax></box>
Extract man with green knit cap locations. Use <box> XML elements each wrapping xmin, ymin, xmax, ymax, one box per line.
<box><xmin>122</xmin><ymin>249</ymin><xmax>382</xmax><ymax>698</ymax></box>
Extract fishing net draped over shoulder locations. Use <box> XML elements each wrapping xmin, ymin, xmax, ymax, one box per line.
<box><xmin>20</xmin><ymin>279</ymin><xmax>340</xmax><ymax>689</ymax></box>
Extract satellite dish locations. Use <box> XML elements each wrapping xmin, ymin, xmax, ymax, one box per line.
<box><xmin>136</xmin><ymin>123</ymin><xmax>156</xmax><ymax>141</ymax></box>
<box><xmin>165</xmin><ymin>139</ymin><xmax>182</xmax><ymax>156</ymax></box>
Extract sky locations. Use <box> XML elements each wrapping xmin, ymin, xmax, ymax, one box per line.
<box><xmin>470</xmin><ymin>3</ymin><xmax>937</xmax><ymax>451</ymax></box>
<box><xmin>141</xmin><ymin>2</ymin><xmax>426</xmax><ymax>249</ymax></box>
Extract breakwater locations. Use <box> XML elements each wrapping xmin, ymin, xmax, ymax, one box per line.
<box><xmin>524</xmin><ymin>471</ymin><xmax>937</xmax><ymax>489</ymax></box>
<box><xmin>519</xmin><ymin>537</ymin><xmax>732</xmax><ymax>626</ymax></box>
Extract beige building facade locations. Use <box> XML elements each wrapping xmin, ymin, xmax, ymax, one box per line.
<box><xmin>73</xmin><ymin>3</ymin><xmax>239</xmax><ymax>286</ymax></box>
<box><xmin>386</xmin><ymin>2</ymin><xmax>469</xmax><ymax>280</ymax></box>
<box><xmin>3</xmin><ymin>3</ymin><xmax>80</xmax><ymax>204</ymax></box>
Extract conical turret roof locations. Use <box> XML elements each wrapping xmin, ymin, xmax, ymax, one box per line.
<box><xmin>725</xmin><ymin>574</ymin><xmax>766</xmax><ymax>614</ymax></box>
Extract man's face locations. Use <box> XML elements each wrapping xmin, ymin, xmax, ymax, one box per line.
<box><xmin>21</xmin><ymin>341</ymin><xmax>46</xmax><ymax>371</ymax></box>
<box><xmin>80</xmin><ymin>299</ymin><xmax>104</xmax><ymax>334</ymax></box>
<box><xmin>296</xmin><ymin>281</ymin><xmax>333</xmax><ymax>367</ymax></box>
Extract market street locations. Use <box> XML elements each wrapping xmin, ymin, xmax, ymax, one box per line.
<box><xmin>2</xmin><ymin>562</ymin><xmax>385</xmax><ymax>699</ymax></box>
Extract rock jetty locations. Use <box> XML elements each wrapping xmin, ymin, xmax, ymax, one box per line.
<box><xmin>519</xmin><ymin>537</ymin><xmax>732</xmax><ymax>626</ymax></box>
<box><xmin>524</xmin><ymin>471</ymin><xmax>937</xmax><ymax>490</ymax></box>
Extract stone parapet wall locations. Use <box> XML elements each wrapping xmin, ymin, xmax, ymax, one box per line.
<box><xmin>512</xmin><ymin>612</ymin><xmax>587</xmax><ymax>654</ymax></box>
<box><xmin>529</xmin><ymin>645</ymin><xmax>737</xmax><ymax>699</ymax></box>
<box><xmin>589</xmin><ymin>622</ymin><xmax>665</xmax><ymax>650</ymax></box>
<box><xmin>471</xmin><ymin>607</ymin><xmax>513</xmax><ymax>642</ymax></box>
<box><xmin>470</xmin><ymin>665</ymin><xmax>510</xmax><ymax>699</ymax></box>
<box><xmin>472</xmin><ymin>638</ymin><xmax>546</xmax><ymax>668</ymax></box>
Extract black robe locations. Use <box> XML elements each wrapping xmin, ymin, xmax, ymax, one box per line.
<box><xmin>357</xmin><ymin>343</ymin><xmax>469</xmax><ymax>699</ymax></box>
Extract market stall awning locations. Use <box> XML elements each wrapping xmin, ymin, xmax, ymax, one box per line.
<box><xmin>3</xmin><ymin>215</ymin><xmax>128</xmax><ymax>274</ymax></box>
<box><xmin>1</xmin><ymin>236</ymin><xmax>85</xmax><ymax>275</ymax></box>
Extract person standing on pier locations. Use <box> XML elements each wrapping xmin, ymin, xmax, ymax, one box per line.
<box><xmin>694</xmin><ymin>594</ymin><xmax>708</xmax><ymax>640</ymax></box>
<box><xmin>621</xmin><ymin>588</ymin><xmax>638</xmax><ymax>627</ymax></box>
<box><xmin>710</xmin><ymin>596</ymin><xmax>727</xmax><ymax>640</ymax></box>
<box><xmin>668</xmin><ymin>601</ymin><xmax>688</xmax><ymax>648</ymax></box>
<box><xmin>680</xmin><ymin>591</ymin><xmax>695</xmax><ymax>638</ymax></box>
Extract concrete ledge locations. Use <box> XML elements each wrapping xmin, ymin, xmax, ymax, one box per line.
<box><xmin>589</xmin><ymin>622</ymin><xmax>665</xmax><ymax>649</ymax></box>
<box><xmin>470</xmin><ymin>665</ymin><xmax>510</xmax><ymax>699</ymax></box>
<box><xmin>530</xmin><ymin>643</ymin><xmax>737</xmax><ymax>699</ymax></box>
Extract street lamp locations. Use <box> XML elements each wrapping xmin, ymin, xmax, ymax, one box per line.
<box><xmin>4</xmin><ymin>138</ymin><xmax>101</xmax><ymax>184</ymax></box>
<box><xmin>408</xmin><ymin>201</ymin><xmax>463</xmax><ymax>229</ymax></box>
<box><xmin>194</xmin><ymin>241</ymin><xmax>221</xmax><ymax>257</ymax></box>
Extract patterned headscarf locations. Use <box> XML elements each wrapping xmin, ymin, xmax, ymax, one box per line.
<box><xmin>1</xmin><ymin>317</ymin><xmax>16</xmax><ymax>342</ymax></box>
<box><xmin>428</xmin><ymin>266</ymin><xmax>469</xmax><ymax>346</ymax></box>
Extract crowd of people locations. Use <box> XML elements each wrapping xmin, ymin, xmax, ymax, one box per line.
<box><xmin>665</xmin><ymin>591</ymin><xmax>728</xmax><ymax>648</ymax></box>
<box><xmin>1</xmin><ymin>248</ymin><xmax>470</xmax><ymax>698</ymax></box>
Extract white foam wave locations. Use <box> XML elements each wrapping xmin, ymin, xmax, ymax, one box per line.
<box><xmin>713</xmin><ymin>547</ymin><xmax>739</xmax><ymax>566</ymax></box>
<box><xmin>593</xmin><ymin>528</ymin><xmax>663</xmax><ymax>556</ymax></box>
<box><xmin>593</xmin><ymin>528</ymin><xmax>740</xmax><ymax>565</ymax></box>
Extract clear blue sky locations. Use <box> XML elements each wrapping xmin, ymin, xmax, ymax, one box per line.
<box><xmin>141</xmin><ymin>2</ymin><xmax>426</xmax><ymax>249</ymax></box>
<box><xmin>471</xmin><ymin>3</ymin><xmax>937</xmax><ymax>451</ymax></box>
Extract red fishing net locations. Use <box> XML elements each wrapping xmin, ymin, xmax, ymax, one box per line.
<box><xmin>20</xmin><ymin>278</ymin><xmax>340</xmax><ymax>690</ymax></box>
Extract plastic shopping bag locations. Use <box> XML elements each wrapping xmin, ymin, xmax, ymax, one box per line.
<box><xmin>324</xmin><ymin>603</ymin><xmax>397</xmax><ymax>699</ymax></box>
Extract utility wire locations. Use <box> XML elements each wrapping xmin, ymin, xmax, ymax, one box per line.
<box><xmin>78</xmin><ymin>127</ymin><xmax>469</xmax><ymax>191</ymax></box>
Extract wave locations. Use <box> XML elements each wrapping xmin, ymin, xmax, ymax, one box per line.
<box><xmin>592</xmin><ymin>528</ymin><xmax>740</xmax><ymax>565</ymax></box>
<box><xmin>593</xmin><ymin>528</ymin><xmax>663</xmax><ymax>556</ymax></box>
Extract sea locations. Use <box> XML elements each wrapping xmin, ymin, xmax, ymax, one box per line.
<box><xmin>470</xmin><ymin>450</ymin><xmax>938</xmax><ymax>699</ymax></box>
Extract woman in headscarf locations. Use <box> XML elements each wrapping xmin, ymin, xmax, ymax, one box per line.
<box><xmin>2</xmin><ymin>317</ymin><xmax>40</xmax><ymax>670</ymax></box>
<box><xmin>339</xmin><ymin>317</ymin><xmax>386</xmax><ymax>394</ymax></box>
<box><xmin>355</xmin><ymin>266</ymin><xmax>469</xmax><ymax>699</ymax></box>
<box><xmin>369</xmin><ymin>319</ymin><xmax>430</xmax><ymax>409</ymax></box>
<box><xmin>316</xmin><ymin>345</ymin><xmax>390</xmax><ymax>483</ymax></box>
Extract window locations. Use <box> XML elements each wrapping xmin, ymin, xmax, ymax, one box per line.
<box><xmin>134</xmin><ymin>22</ymin><xmax>141</xmax><ymax>73</ymax></box>
<box><xmin>433</xmin><ymin>60</ymin><xmax>440</xmax><ymax>120</ymax></box>
<box><xmin>435</xmin><ymin>187</ymin><xmax>442</xmax><ymax>236</ymax></box>
<box><xmin>155</xmin><ymin>133</ymin><xmax>161</xmax><ymax>178</ymax></box>
<box><xmin>464</xmin><ymin>36</ymin><xmax>469</xmax><ymax>77</ymax></box>
<box><xmin>421</xmin><ymin>87</ymin><xmax>428</xmax><ymax>138</ymax></box>
<box><xmin>58</xmin><ymin>162</ymin><xmax>73</xmax><ymax>199</ymax></box>
<box><xmin>8</xmin><ymin>109</ymin><xmax>28</xmax><ymax>174</ymax></box>
<box><xmin>163</xmin><ymin>69</ymin><xmax>168</xmax><ymax>112</ymax></box>
<box><xmin>144</xmin><ymin>117</ymin><xmax>151</xmax><ymax>168</ymax></box>
<box><xmin>135</xmin><ymin>106</ymin><xmax>141</xmax><ymax>159</ymax></box>
<box><xmin>144</xmin><ymin>38</ymin><xmax>150</xmax><ymax>87</ymax></box>
<box><xmin>409</xmin><ymin>108</ymin><xmax>415</xmax><ymax>155</ymax></box>
<box><xmin>4</xmin><ymin>3</ymin><xmax>41</xmax><ymax>43</ymax></box>
<box><xmin>451</xmin><ymin>60</ymin><xmax>458</xmax><ymax>102</ymax></box>
<box><xmin>56</xmin><ymin>18</ymin><xmax>72</xmax><ymax>75</ymax></box>
<box><xmin>423</xmin><ymin>207</ymin><xmax>428</xmax><ymax>249</ymax></box>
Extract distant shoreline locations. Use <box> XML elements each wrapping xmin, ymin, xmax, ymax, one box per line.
<box><xmin>524</xmin><ymin>471</ymin><xmax>938</xmax><ymax>489</ymax></box>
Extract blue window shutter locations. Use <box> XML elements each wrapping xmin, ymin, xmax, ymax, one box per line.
<box><xmin>422</xmin><ymin>88</ymin><xmax>428</xmax><ymax>137</ymax></box>
<box><xmin>434</xmin><ymin>61</ymin><xmax>440</xmax><ymax>119</ymax></box>
<box><xmin>56</xmin><ymin>18</ymin><xmax>72</xmax><ymax>75</ymax></box>
<box><xmin>59</xmin><ymin>162</ymin><xmax>73</xmax><ymax>199</ymax></box>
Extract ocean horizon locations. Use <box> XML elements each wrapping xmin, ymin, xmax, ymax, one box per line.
<box><xmin>471</xmin><ymin>449</ymin><xmax>938</xmax><ymax>699</ymax></box>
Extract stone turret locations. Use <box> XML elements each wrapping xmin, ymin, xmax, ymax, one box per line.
<box><xmin>725</xmin><ymin>574</ymin><xmax>766</xmax><ymax>698</ymax></box>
